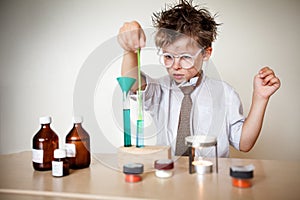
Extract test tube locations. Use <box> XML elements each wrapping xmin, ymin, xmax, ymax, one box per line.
<box><xmin>135</xmin><ymin>49</ymin><xmax>144</xmax><ymax>148</ymax></box>
<box><xmin>117</xmin><ymin>77</ymin><xmax>136</xmax><ymax>147</ymax></box>
<box><xmin>136</xmin><ymin>90</ymin><xmax>144</xmax><ymax>148</ymax></box>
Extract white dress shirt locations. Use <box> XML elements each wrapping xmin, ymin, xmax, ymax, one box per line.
<box><xmin>142</xmin><ymin>73</ymin><xmax>245</xmax><ymax>157</ymax></box>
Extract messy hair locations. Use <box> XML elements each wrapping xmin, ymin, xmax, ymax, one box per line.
<box><xmin>152</xmin><ymin>0</ymin><xmax>221</xmax><ymax>48</ymax></box>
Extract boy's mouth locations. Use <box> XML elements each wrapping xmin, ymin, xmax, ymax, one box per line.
<box><xmin>173</xmin><ymin>73</ymin><xmax>184</xmax><ymax>80</ymax></box>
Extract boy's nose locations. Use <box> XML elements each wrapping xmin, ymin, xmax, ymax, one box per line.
<box><xmin>172</xmin><ymin>57</ymin><xmax>181</xmax><ymax>70</ymax></box>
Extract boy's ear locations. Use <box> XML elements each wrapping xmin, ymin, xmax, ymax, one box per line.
<box><xmin>203</xmin><ymin>47</ymin><xmax>212</xmax><ymax>61</ymax></box>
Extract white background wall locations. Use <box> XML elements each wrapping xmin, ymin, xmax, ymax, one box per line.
<box><xmin>0</xmin><ymin>0</ymin><xmax>299</xmax><ymax>161</ymax></box>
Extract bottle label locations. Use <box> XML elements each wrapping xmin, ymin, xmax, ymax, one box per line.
<box><xmin>32</xmin><ymin>149</ymin><xmax>43</xmax><ymax>163</ymax></box>
<box><xmin>52</xmin><ymin>161</ymin><xmax>63</xmax><ymax>176</ymax></box>
<box><xmin>65</xmin><ymin>143</ymin><xmax>76</xmax><ymax>157</ymax></box>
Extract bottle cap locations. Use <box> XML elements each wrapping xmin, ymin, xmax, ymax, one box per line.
<box><xmin>123</xmin><ymin>163</ymin><xmax>144</xmax><ymax>174</ymax></box>
<box><xmin>54</xmin><ymin>149</ymin><xmax>66</xmax><ymax>158</ymax></box>
<box><xmin>230</xmin><ymin>164</ymin><xmax>254</xmax><ymax>179</ymax></box>
<box><xmin>73</xmin><ymin>116</ymin><xmax>83</xmax><ymax>124</ymax></box>
<box><xmin>154</xmin><ymin>159</ymin><xmax>174</xmax><ymax>170</ymax></box>
<box><xmin>39</xmin><ymin>116</ymin><xmax>52</xmax><ymax>124</ymax></box>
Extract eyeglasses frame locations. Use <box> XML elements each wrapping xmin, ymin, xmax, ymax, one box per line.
<box><xmin>158</xmin><ymin>47</ymin><xmax>205</xmax><ymax>69</ymax></box>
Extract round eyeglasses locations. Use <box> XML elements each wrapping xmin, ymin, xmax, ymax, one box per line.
<box><xmin>158</xmin><ymin>48</ymin><xmax>205</xmax><ymax>69</ymax></box>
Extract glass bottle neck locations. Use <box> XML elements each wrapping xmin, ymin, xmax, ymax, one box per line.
<box><xmin>74</xmin><ymin>123</ymin><xmax>82</xmax><ymax>128</ymax></box>
<box><xmin>41</xmin><ymin>124</ymin><xmax>51</xmax><ymax>129</ymax></box>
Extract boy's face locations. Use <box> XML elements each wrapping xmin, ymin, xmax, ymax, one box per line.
<box><xmin>161</xmin><ymin>37</ymin><xmax>210</xmax><ymax>84</ymax></box>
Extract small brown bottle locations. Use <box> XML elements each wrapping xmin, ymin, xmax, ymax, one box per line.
<box><xmin>52</xmin><ymin>149</ymin><xmax>70</xmax><ymax>177</ymax></box>
<box><xmin>32</xmin><ymin>116</ymin><xmax>59</xmax><ymax>171</ymax></box>
<box><xmin>65</xmin><ymin>116</ymin><xmax>91</xmax><ymax>169</ymax></box>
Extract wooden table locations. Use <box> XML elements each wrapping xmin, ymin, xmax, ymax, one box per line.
<box><xmin>0</xmin><ymin>151</ymin><xmax>299</xmax><ymax>200</ymax></box>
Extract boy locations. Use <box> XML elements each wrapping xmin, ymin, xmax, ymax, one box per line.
<box><xmin>117</xmin><ymin>0</ymin><xmax>280</xmax><ymax>157</ymax></box>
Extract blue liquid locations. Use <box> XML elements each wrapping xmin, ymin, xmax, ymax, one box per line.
<box><xmin>123</xmin><ymin>109</ymin><xmax>131</xmax><ymax>147</ymax></box>
<box><xmin>136</xmin><ymin>119</ymin><xmax>144</xmax><ymax>148</ymax></box>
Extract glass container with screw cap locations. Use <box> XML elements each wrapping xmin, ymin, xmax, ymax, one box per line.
<box><xmin>123</xmin><ymin>163</ymin><xmax>144</xmax><ymax>183</ymax></box>
<box><xmin>230</xmin><ymin>164</ymin><xmax>254</xmax><ymax>188</ymax></box>
<box><xmin>65</xmin><ymin>116</ymin><xmax>91</xmax><ymax>169</ymax></box>
<box><xmin>32</xmin><ymin>116</ymin><xmax>59</xmax><ymax>171</ymax></box>
<box><xmin>154</xmin><ymin>159</ymin><xmax>174</xmax><ymax>178</ymax></box>
<box><xmin>52</xmin><ymin>149</ymin><xmax>70</xmax><ymax>177</ymax></box>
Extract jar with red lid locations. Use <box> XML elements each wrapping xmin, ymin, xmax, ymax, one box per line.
<box><xmin>154</xmin><ymin>159</ymin><xmax>174</xmax><ymax>178</ymax></box>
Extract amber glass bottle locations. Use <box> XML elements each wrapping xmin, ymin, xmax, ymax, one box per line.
<box><xmin>65</xmin><ymin>116</ymin><xmax>91</xmax><ymax>169</ymax></box>
<box><xmin>52</xmin><ymin>149</ymin><xmax>70</xmax><ymax>177</ymax></box>
<box><xmin>32</xmin><ymin>116</ymin><xmax>59</xmax><ymax>171</ymax></box>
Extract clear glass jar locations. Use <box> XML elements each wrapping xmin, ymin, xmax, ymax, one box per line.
<box><xmin>230</xmin><ymin>164</ymin><xmax>254</xmax><ymax>188</ymax></box>
<box><xmin>123</xmin><ymin>163</ymin><xmax>144</xmax><ymax>183</ymax></box>
<box><xmin>154</xmin><ymin>159</ymin><xmax>174</xmax><ymax>178</ymax></box>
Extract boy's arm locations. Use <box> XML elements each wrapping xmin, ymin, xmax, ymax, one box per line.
<box><xmin>121</xmin><ymin>51</ymin><xmax>147</xmax><ymax>92</ymax></box>
<box><xmin>118</xmin><ymin>21</ymin><xmax>146</xmax><ymax>92</ymax></box>
<box><xmin>240</xmin><ymin>67</ymin><xmax>281</xmax><ymax>152</ymax></box>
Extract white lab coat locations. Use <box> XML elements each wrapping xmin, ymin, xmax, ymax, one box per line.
<box><xmin>141</xmin><ymin>73</ymin><xmax>244</xmax><ymax>157</ymax></box>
